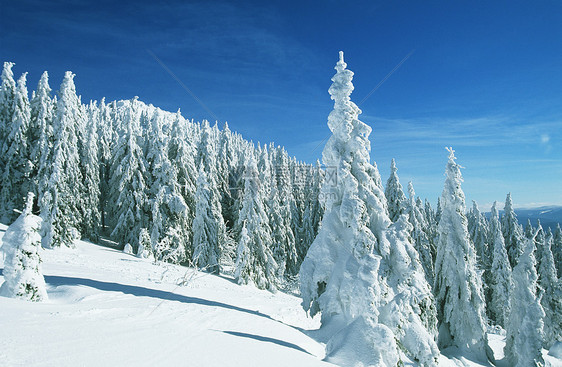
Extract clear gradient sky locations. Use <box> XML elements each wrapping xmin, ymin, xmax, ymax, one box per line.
<box><xmin>2</xmin><ymin>0</ymin><xmax>561</xmax><ymax>209</ymax></box>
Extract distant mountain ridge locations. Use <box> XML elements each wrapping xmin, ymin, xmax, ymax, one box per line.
<box><xmin>485</xmin><ymin>206</ymin><xmax>562</xmax><ymax>231</ymax></box>
<box><xmin>513</xmin><ymin>206</ymin><xmax>562</xmax><ymax>230</ymax></box>
<box><xmin>483</xmin><ymin>206</ymin><xmax>562</xmax><ymax>230</ymax></box>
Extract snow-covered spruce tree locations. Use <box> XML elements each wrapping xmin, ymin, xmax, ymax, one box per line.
<box><xmin>217</xmin><ymin>121</ymin><xmax>237</xmax><ymax>229</ymax></box>
<box><xmin>534</xmin><ymin>221</ymin><xmax>546</xmax><ymax>273</ymax></box>
<box><xmin>433</xmin><ymin>148</ymin><xmax>492</xmax><ymax>361</ymax></box>
<box><xmin>234</xmin><ymin>155</ymin><xmax>277</xmax><ymax>291</ymax></box>
<box><xmin>273</xmin><ymin>147</ymin><xmax>300</xmax><ymax>275</ymax></box>
<box><xmin>168</xmin><ymin>110</ymin><xmax>196</xmax><ymax>247</ymax></box>
<box><xmin>259</xmin><ymin>145</ymin><xmax>288</xmax><ymax>278</ymax></box>
<box><xmin>554</xmin><ymin>223</ymin><xmax>562</xmax><ymax>277</ymax></box>
<box><xmin>98</xmin><ymin>98</ymin><xmax>116</xmax><ymax>232</ymax></box>
<box><xmin>0</xmin><ymin>193</ymin><xmax>47</xmax><ymax>301</ymax></box>
<box><xmin>192</xmin><ymin>164</ymin><xmax>225</xmax><ymax>274</ymax></box>
<box><xmin>468</xmin><ymin>201</ymin><xmax>490</xmax><ymax>274</ymax></box>
<box><xmin>423</xmin><ymin>198</ymin><xmax>439</xmax><ymax>261</ymax></box>
<box><xmin>108</xmin><ymin>98</ymin><xmax>148</xmax><ymax>250</ymax></box>
<box><xmin>435</xmin><ymin>197</ymin><xmax>442</xmax><ymax>226</ymax></box>
<box><xmin>385</xmin><ymin>158</ymin><xmax>407</xmax><ymax>223</ymax></box>
<box><xmin>0</xmin><ymin>62</ymin><xmax>17</xmax><ymax>184</ymax></box>
<box><xmin>291</xmin><ymin>161</ymin><xmax>307</xmax><ymax>262</ymax></box>
<box><xmin>136</xmin><ymin>227</ymin><xmax>153</xmax><ymax>260</ymax></box>
<box><xmin>79</xmin><ymin>101</ymin><xmax>101</xmax><ymax>242</ymax></box>
<box><xmin>40</xmin><ymin>72</ymin><xmax>85</xmax><ymax>248</ymax></box>
<box><xmin>501</xmin><ymin>193</ymin><xmax>524</xmax><ymax>268</ymax></box>
<box><xmin>524</xmin><ymin>218</ymin><xmax>534</xmax><ymax>240</ymax></box>
<box><xmin>538</xmin><ymin>229</ymin><xmax>562</xmax><ymax>348</ymax></box>
<box><xmin>145</xmin><ymin>110</ymin><xmax>190</xmax><ymax>264</ymax></box>
<box><xmin>29</xmin><ymin>71</ymin><xmax>54</xmax><ymax>204</ymax></box>
<box><xmin>504</xmin><ymin>234</ymin><xmax>545</xmax><ymax>367</ymax></box>
<box><xmin>407</xmin><ymin>181</ymin><xmax>434</xmax><ymax>285</ymax></box>
<box><xmin>488</xmin><ymin>201</ymin><xmax>512</xmax><ymax>328</ymax></box>
<box><xmin>0</xmin><ymin>72</ymin><xmax>32</xmax><ymax>223</ymax></box>
<box><xmin>299</xmin><ymin>161</ymin><xmax>324</xmax><ymax>272</ymax></box>
<box><xmin>300</xmin><ymin>52</ymin><xmax>438</xmax><ymax>366</ymax></box>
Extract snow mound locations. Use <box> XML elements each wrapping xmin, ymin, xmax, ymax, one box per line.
<box><xmin>325</xmin><ymin>316</ymin><xmax>399</xmax><ymax>367</ymax></box>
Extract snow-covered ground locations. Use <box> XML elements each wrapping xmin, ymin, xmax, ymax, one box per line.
<box><xmin>0</xmin><ymin>223</ymin><xmax>560</xmax><ymax>367</ymax></box>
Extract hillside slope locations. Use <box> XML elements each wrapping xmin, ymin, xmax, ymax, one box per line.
<box><xmin>1</xmin><ymin>224</ymin><xmax>560</xmax><ymax>367</ymax></box>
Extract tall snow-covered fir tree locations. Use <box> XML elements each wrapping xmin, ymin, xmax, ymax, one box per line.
<box><xmin>488</xmin><ymin>201</ymin><xmax>512</xmax><ymax>328</ymax></box>
<box><xmin>537</xmin><ymin>228</ymin><xmax>562</xmax><ymax>348</ymax></box>
<box><xmin>98</xmin><ymin>98</ymin><xmax>116</xmax><ymax>232</ymax></box>
<box><xmin>554</xmin><ymin>223</ymin><xmax>562</xmax><ymax>278</ymax></box>
<box><xmin>433</xmin><ymin>148</ymin><xmax>492</xmax><ymax>362</ymax></box>
<box><xmin>0</xmin><ymin>192</ymin><xmax>47</xmax><ymax>302</ymax></box>
<box><xmin>217</xmin><ymin>122</ymin><xmax>237</xmax><ymax>229</ymax></box>
<box><xmin>108</xmin><ymin>98</ymin><xmax>148</xmax><ymax>250</ymax></box>
<box><xmin>29</xmin><ymin>71</ymin><xmax>54</xmax><ymax>205</ymax></box>
<box><xmin>501</xmin><ymin>193</ymin><xmax>524</xmax><ymax>268</ymax></box>
<box><xmin>144</xmin><ymin>109</ymin><xmax>190</xmax><ymax>264</ymax></box>
<box><xmin>406</xmin><ymin>181</ymin><xmax>434</xmax><ymax>285</ymax></box>
<box><xmin>0</xmin><ymin>72</ymin><xmax>32</xmax><ymax>223</ymax></box>
<box><xmin>273</xmin><ymin>147</ymin><xmax>300</xmax><ymax>274</ymax></box>
<box><xmin>192</xmin><ymin>164</ymin><xmax>225</xmax><ymax>273</ymax></box>
<box><xmin>524</xmin><ymin>218</ymin><xmax>535</xmax><ymax>240</ymax></box>
<box><xmin>468</xmin><ymin>201</ymin><xmax>490</xmax><ymax>275</ymax></box>
<box><xmin>79</xmin><ymin>101</ymin><xmax>101</xmax><ymax>242</ymax></box>
<box><xmin>40</xmin><ymin>72</ymin><xmax>84</xmax><ymax>248</ymax></box>
<box><xmin>300</xmin><ymin>52</ymin><xmax>438</xmax><ymax>366</ymax></box>
<box><xmin>504</xmin><ymin>234</ymin><xmax>545</xmax><ymax>367</ymax></box>
<box><xmin>385</xmin><ymin>158</ymin><xmax>407</xmax><ymax>223</ymax></box>
<box><xmin>0</xmin><ymin>62</ymin><xmax>17</xmax><ymax>189</ymax></box>
<box><xmin>234</xmin><ymin>155</ymin><xmax>277</xmax><ymax>291</ymax></box>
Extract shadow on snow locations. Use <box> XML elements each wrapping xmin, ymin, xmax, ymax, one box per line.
<box><xmin>219</xmin><ymin>330</ymin><xmax>313</xmax><ymax>356</ymax></box>
<box><xmin>0</xmin><ymin>268</ymin><xmax>274</xmax><ymax>322</ymax></box>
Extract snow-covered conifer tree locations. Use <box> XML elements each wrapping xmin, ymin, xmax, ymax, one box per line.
<box><xmin>168</xmin><ymin>110</ymin><xmax>196</xmax><ymax>246</ymax></box>
<box><xmin>505</xmin><ymin>235</ymin><xmax>545</xmax><ymax>366</ymax></box>
<box><xmin>488</xmin><ymin>201</ymin><xmax>512</xmax><ymax>328</ymax></box>
<box><xmin>406</xmin><ymin>181</ymin><xmax>434</xmax><ymax>284</ymax></box>
<box><xmin>0</xmin><ymin>72</ymin><xmax>32</xmax><ymax>222</ymax></box>
<box><xmin>234</xmin><ymin>156</ymin><xmax>277</xmax><ymax>290</ymax></box>
<box><xmin>0</xmin><ymin>193</ymin><xmax>47</xmax><ymax>301</ymax></box>
<box><xmin>299</xmin><ymin>161</ymin><xmax>324</xmax><ymax>271</ymax></box>
<box><xmin>79</xmin><ymin>102</ymin><xmax>101</xmax><ymax>241</ymax></box>
<box><xmin>136</xmin><ymin>228</ymin><xmax>153</xmax><ymax>260</ymax></box>
<box><xmin>433</xmin><ymin>148</ymin><xmax>492</xmax><ymax>361</ymax></box>
<box><xmin>272</xmin><ymin>147</ymin><xmax>299</xmax><ymax>274</ymax></box>
<box><xmin>40</xmin><ymin>72</ymin><xmax>84</xmax><ymax>248</ymax></box>
<box><xmin>524</xmin><ymin>219</ymin><xmax>534</xmax><ymax>240</ymax></box>
<box><xmin>501</xmin><ymin>193</ymin><xmax>524</xmax><ymax>268</ymax></box>
<box><xmin>300</xmin><ymin>52</ymin><xmax>438</xmax><ymax>366</ymax></box>
<box><xmin>108</xmin><ymin>98</ymin><xmax>148</xmax><ymax>250</ymax></box>
<box><xmin>0</xmin><ymin>62</ymin><xmax>17</xmax><ymax>181</ymax></box>
<box><xmin>98</xmin><ymin>98</ymin><xmax>115</xmax><ymax>231</ymax></box>
<box><xmin>144</xmin><ymin>110</ymin><xmax>190</xmax><ymax>264</ymax></box>
<box><xmin>192</xmin><ymin>165</ymin><xmax>225</xmax><ymax>274</ymax></box>
<box><xmin>217</xmin><ymin>122</ymin><xmax>237</xmax><ymax>229</ymax></box>
<box><xmin>538</xmin><ymin>229</ymin><xmax>562</xmax><ymax>348</ymax></box>
<box><xmin>29</xmin><ymin>72</ymin><xmax>54</xmax><ymax>204</ymax></box>
<box><xmin>554</xmin><ymin>223</ymin><xmax>562</xmax><ymax>277</ymax></box>
<box><xmin>534</xmin><ymin>221</ymin><xmax>546</xmax><ymax>273</ymax></box>
<box><xmin>468</xmin><ymin>201</ymin><xmax>490</xmax><ymax>273</ymax></box>
<box><xmin>385</xmin><ymin>158</ymin><xmax>407</xmax><ymax>223</ymax></box>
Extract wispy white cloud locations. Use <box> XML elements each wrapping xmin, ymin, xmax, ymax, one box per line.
<box><xmin>363</xmin><ymin>114</ymin><xmax>562</xmax><ymax>148</ymax></box>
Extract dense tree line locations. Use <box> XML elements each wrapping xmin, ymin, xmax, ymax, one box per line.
<box><xmin>0</xmin><ymin>62</ymin><xmax>323</xmax><ymax>291</ymax></box>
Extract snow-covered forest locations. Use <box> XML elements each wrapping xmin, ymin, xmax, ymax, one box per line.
<box><xmin>1</xmin><ymin>54</ymin><xmax>561</xmax><ymax>367</ymax></box>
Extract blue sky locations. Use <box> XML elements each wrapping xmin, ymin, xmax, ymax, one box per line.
<box><xmin>2</xmin><ymin>0</ymin><xmax>561</xmax><ymax>208</ymax></box>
